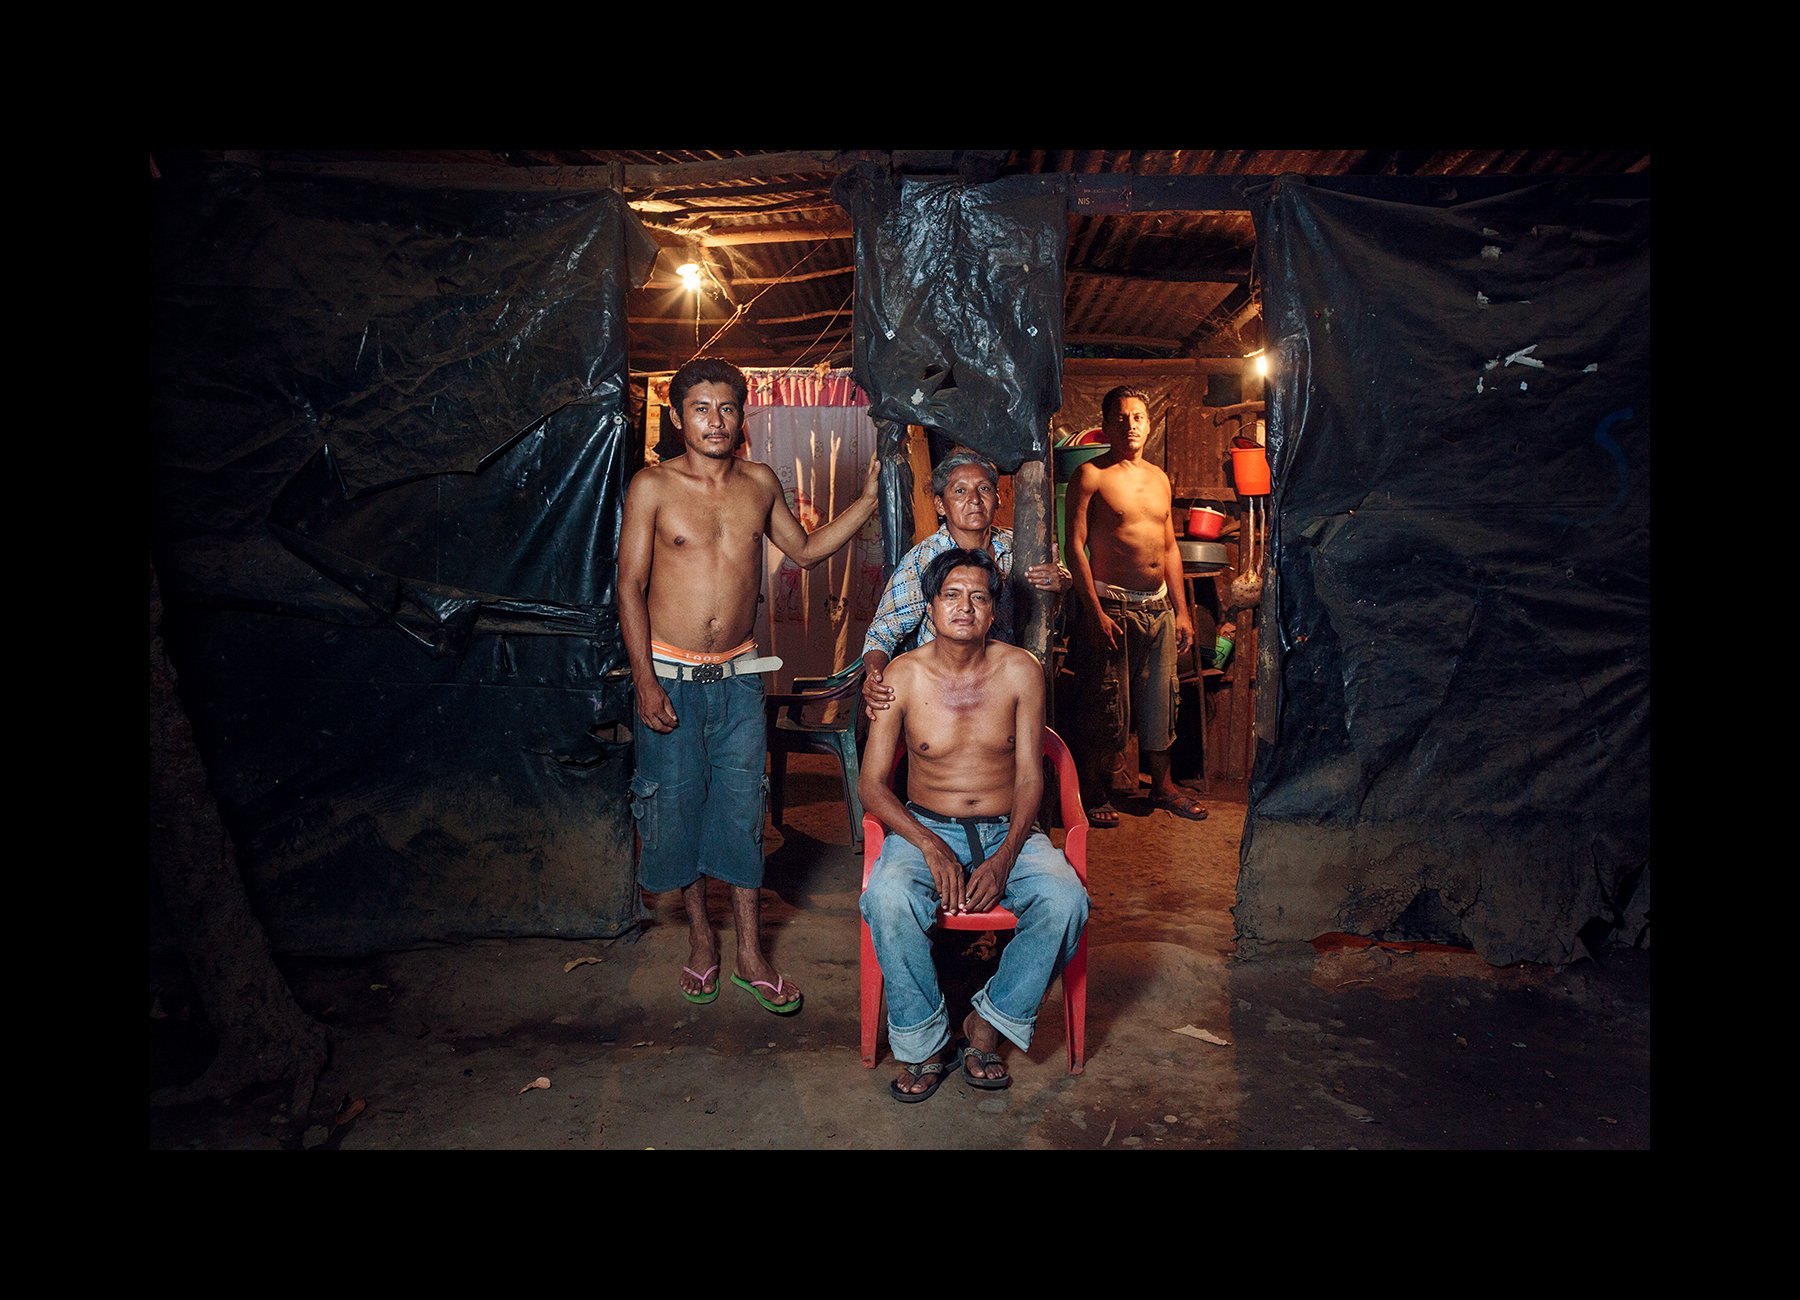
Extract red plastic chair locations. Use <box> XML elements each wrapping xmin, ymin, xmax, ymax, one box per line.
<box><xmin>859</xmin><ymin>725</ymin><xmax>1090</xmax><ymax>1074</ymax></box>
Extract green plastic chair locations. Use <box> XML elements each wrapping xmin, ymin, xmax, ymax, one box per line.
<box><xmin>764</xmin><ymin>656</ymin><xmax>867</xmax><ymax>846</ymax></box>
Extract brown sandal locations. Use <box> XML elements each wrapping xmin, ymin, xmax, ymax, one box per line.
<box><xmin>889</xmin><ymin>1058</ymin><xmax>950</xmax><ymax>1103</ymax></box>
<box><xmin>1152</xmin><ymin>793</ymin><xmax>1209</xmax><ymax>821</ymax></box>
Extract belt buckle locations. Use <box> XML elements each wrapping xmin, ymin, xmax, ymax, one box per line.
<box><xmin>692</xmin><ymin>662</ymin><xmax>724</xmax><ymax>683</ymax></box>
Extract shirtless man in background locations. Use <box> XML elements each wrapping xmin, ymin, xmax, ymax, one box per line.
<box><xmin>620</xmin><ymin>356</ymin><xmax>880</xmax><ymax>1014</ymax></box>
<box><xmin>858</xmin><ymin>548</ymin><xmax>1089</xmax><ymax>1101</ymax></box>
<box><xmin>1065</xmin><ymin>385</ymin><xmax>1206</xmax><ymax>825</ymax></box>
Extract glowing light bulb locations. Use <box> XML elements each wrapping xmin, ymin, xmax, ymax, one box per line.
<box><xmin>676</xmin><ymin>262</ymin><xmax>702</xmax><ymax>291</ymax></box>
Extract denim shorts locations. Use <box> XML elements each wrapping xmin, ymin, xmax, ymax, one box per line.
<box><xmin>629</xmin><ymin>671</ymin><xmax>768</xmax><ymax>892</ymax></box>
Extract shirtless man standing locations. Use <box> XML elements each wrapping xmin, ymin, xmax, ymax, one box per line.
<box><xmin>1065</xmin><ymin>385</ymin><xmax>1206</xmax><ymax>825</ymax></box>
<box><xmin>857</xmin><ymin>547</ymin><xmax>1090</xmax><ymax>1101</ymax></box>
<box><xmin>620</xmin><ymin>356</ymin><xmax>880</xmax><ymax>1014</ymax></box>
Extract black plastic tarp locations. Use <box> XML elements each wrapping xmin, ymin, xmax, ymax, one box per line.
<box><xmin>1238</xmin><ymin>177</ymin><xmax>1651</xmax><ymax>964</ymax></box>
<box><xmin>833</xmin><ymin>165</ymin><xmax>1068</xmax><ymax>476</ymax></box>
<box><xmin>149</xmin><ymin>161</ymin><xmax>658</xmax><ymax>953</ymax></box>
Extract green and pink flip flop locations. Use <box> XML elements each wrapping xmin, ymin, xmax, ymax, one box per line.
<box><xmin>681</xmin><ymin>963</ymin><xmax>720</xmax><ymax>1004</ymax></box>
<box><xmin>730</xmin><ymin>972</ymin><xmax>803</xmax><ymax>1015</ymax></box>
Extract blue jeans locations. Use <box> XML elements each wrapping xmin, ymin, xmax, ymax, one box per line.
<box><xmin>630</xmin><ymin>671</ymin><xmax>768</xmax><ymax>892</ymax></box>
<box><xmin>859</xmin><ymin>808</ymin><xmax>1089</xmax><ymax>1064</ymax></box>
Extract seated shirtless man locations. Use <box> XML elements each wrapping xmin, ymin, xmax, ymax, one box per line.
<box><xmin>857</xmin><ymin>547</ymin><xmax>1090</xmax><ymax>1101</ymax></box>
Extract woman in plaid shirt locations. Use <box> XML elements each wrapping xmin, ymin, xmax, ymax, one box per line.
<box><xmin>861</xmin><ymin>450</ymin><xmax>1070</xmax><ymax>716</ymax></box>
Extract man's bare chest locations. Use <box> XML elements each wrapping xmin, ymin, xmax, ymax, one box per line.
<box><xmin>1094</xmin><ymin>474</ymin><xmax>1169</xmax><ymax>525</ymax></box>
<box><xmin>906</xmin><ymin>683</ymin><xmax>1017</xmax><ymax>753</ymax></box>
<box><xmin>657</xmin><ymin>495</ymin><xmax>767</xmax><ymax>555</ymax></box>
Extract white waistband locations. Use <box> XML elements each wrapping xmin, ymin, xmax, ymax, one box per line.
<box><xmin>1097</xmin><ymin>581</ymin><xmax>1168</xmax><ymax>604</ymax></box>
<box><xmin>651</xmin><ymin>653</ymin><xmax>783</xmax><ymax>681</ymax></box>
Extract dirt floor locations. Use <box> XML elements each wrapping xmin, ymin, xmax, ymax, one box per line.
<box><xmin>148</xmin><ymin>753</ymin><xmax>1653</xmax><ymax>1151</ymax></box>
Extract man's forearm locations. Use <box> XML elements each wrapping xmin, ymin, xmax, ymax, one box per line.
<box><xmin>619</xmin><ymin>587</ymin><xmax>658</xmax><ymax>690</ymax></box>
<box><xmin>1067</xmin><ymin>549</ymin><xmax>1105</xmax><ymax>620</ymax></box>
<box><xmin>987</xmin><ymin>821</ymin><xmax>1033</xmax><ymax>877</ymax></box>
<box><xmin>1163</xmin><ymin>543</ymin><xmax>1191</xmax><ymax>621</ymax></box>
<box><xmin>989</xmin><ymin>768</ymin><xmax>1044</xmax><ymax>875</ymax></box>
<box><xmin>793</xmin><ymin>489</ymin><xmax>878</xmax><ymax>567</ymax></box>
<box><xmin>862</xmin><ymin>780</ymin><xmax>958</xmax><ymax>864</ymax></box>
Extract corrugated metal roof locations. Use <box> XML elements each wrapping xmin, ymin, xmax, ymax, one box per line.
<box><xmin>171</xmin><ymin>147</ymin><xmax>1650</xmax><ymax>373</ymax></box>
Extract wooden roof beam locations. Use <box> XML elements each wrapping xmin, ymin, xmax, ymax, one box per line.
<box><xmin>1070</xmin><ymin>257</ymin><xmax>1250</xmax><ymax>286</ymax></box>
<box><xmin>731</xmin><ymin>264</ymin><xmax>852</xmax><ymax>287</ymax></box>
<box><xmin>1064</xmin><ymin>332</ymin><xmax>1187</xmax><ymax>351</ymax></box>
<box><xmin>701</xmin><ymin>225</ymin><xmax>853</xmax><ymax>246</ymax></box>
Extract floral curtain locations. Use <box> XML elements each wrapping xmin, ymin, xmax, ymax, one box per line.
<box><xmin>744</xmin><ymin>374</ymin><xmax>882</xmax><ymax>692</ymax></box>
<box><xmin>746</xmin><ymin>370</ymin><xmax>868</xmax><ymax>409</ymax></box>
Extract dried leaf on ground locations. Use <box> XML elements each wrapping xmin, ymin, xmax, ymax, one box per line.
<box><xmin>563</xmin><ymin>956</ymin><xmax>603</xmax><ymax>972</ymax></box>
<box><xmin>1171</xmin><ymin>1024</ymin><xmax>1231</xmax><ymax>1046</ymax></box>
<box><xmin>519</xmin><ymin>1076</ymin><xmax>551</xmax><ymax>1094</ymax></box>
<box><xmin>334</xmin><ymin>1095</ymin><xmax>366</xmax><ymax>1126</ymax></box>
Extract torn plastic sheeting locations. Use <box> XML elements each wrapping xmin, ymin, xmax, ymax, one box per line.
<box><xmin>834</xmin><ymin>165</ymin><xmax>1068</xmax><ymax>474</ymax></box>
<box><xmin>1240</xmin><ymin>177</ymin><xmax>1650</xmax><ymax>964</ymax></box>
<box><xmin>872</xmin><ymin>416</ymin><xmax>917</xmax><ymax>573</ymax></box>
<box><xmin>1253</xmin><ymin>179</ymin><xmax>1650</xmax><ymax>528</ymax></box>
<box><xmin>150</xmin><ymin>596</ymin><xmax>640</xmax><ymax>955</ymax></box>
<box><xmin>148</xmin><ymin>162</ymin><xmax>654</xmax><ymax>950</ymax></box>
<box><xmin>151</xmin><ymin>167</ymin><xmax>656</xmax><ymax>498</ymax></box>
<box><xmin>267</xmin><ymin>396</ymin><xmax>631</xmax><ymax>663</ymax></box>
<box><xmin>151</xmin><ymin>164</ymin><xmax>648</xmax><ymax>663</ymax></box>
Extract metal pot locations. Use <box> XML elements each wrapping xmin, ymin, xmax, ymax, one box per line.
<box><xmin>1179</xmin><ymin>539</ymin><xmax>1227</xmax><ymax>570</ymax></box>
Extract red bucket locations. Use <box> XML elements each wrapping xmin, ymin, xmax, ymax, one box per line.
<box><xmin>1186</xmin><ymin>506</ymin><xmax>1226</xmax><ymax>539</ymax></box>
<box><xmin>1231</xmin><ymin>446</ymin><xmax>1271</xmax><ymax>496</ymax></box>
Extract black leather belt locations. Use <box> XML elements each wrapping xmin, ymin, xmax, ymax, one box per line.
<box><xmin>907</xmin><ymin>801</ymin><xmax>1009</xmax><ymax>863</ymax></box>
<box><xmin>907</xmin><ymin>801</ymin><xmax>1009</xmax><ymax>826</ymax></box>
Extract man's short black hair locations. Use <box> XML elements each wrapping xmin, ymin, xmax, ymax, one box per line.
<box><xmin>1101</xmin><ymin>385</ymin><xmax>1150</xmax><ymax>423</ymax></box>
<box><xmin>670</xmin><ymin>356</ymin><xmax>749</xmax><ymax>413</ymax></box>
<box><xmin>922</xmin><ymin>546</ymin><xmax>1002</xmax><ymax>602</ymax></box>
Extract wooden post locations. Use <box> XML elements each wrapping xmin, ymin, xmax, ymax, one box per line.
<box><xmin>1012</xmin><ymin>446</ymin><xmax>1055</xmax><ymax>719</ymax></box>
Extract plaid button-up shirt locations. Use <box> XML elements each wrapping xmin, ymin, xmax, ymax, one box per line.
<box><xmin>861</xmin><ymin>526</ymin><xmax>1016</xmax><ymax>660</ymax></box>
